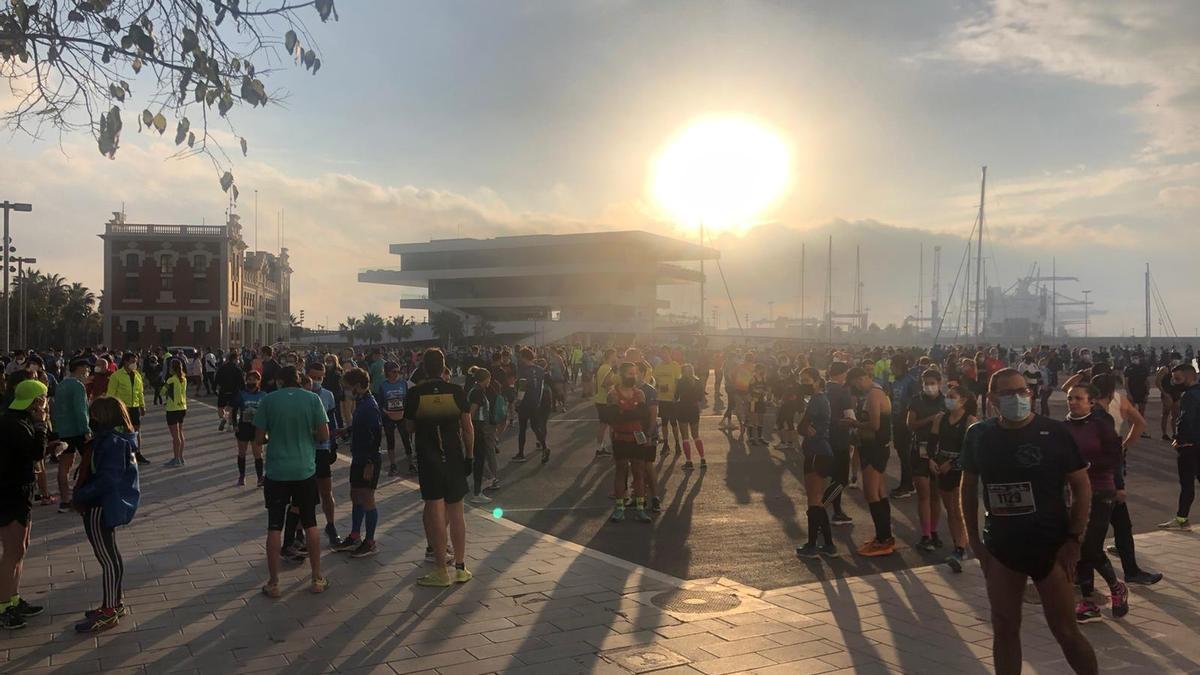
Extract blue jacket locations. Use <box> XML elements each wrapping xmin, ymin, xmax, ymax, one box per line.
<box><xmin>350</xmin><ymin>393</ymin><xmax>383</xmax><ymax>461</ymax></box>
<box><xmin>1177</xmin><ymin>383</ymin><xmax>1200</xmax><ymax>447</ymax></box>
<box><xmin>74</xmin><ymin>430</ymin><xmax>140</xmax><ymax>529</ymax></box>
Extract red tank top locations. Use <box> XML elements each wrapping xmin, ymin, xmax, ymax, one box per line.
<box><xmin>611</xmin><ymin>387</ymin><xmax>645</xmax><ymax>443</ymax></box>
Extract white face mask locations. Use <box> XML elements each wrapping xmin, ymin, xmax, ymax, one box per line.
<box><xmin>923</xmin><ymin>385</ymin><xmax>941</xmax><ymax>397</ymax></box>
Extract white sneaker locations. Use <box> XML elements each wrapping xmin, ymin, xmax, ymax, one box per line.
<box><xmin>470</xmin><ymin>493</ymin><xmax>492</xmax><ymax>504</ymax></box>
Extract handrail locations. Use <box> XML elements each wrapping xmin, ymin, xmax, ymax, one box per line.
<box><xmin>106</xmin><ymin>223</ymin><xmax>226</xmax><ymax>236</ymax></box>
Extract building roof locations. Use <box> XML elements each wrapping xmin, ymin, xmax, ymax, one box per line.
<box><xmin>388</xmin><ymin>230</ymin><xmax>719</xmax><ymax>261</ymax></box>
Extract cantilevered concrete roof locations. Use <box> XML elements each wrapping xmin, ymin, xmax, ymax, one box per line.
<box><xmin>387</xmin><ymin>230</ymin><xmax>719</xmax><ymax>261</ymax></box>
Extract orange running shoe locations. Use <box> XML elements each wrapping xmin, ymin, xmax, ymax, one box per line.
<box><xmin>857</xmin><ymin>538</ymin><xmax>896</xmax><ymax>557</ymax></box>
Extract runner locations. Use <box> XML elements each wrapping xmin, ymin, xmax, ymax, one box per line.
<box><xmin>795</xmin><ymin>368</ymin><xmax>838</xmax><ymax>559</ymax></box>
<box><xmin>0</xmin><ymin>379</ymin><xmax>48</xmax><ymax>630</ymax></box>
<box><xmin>929</xmin><ymin>384</ymin><xmax>976</xmax><ymax>572</ymax></box>
<box><xmin>844</xmin><ymin>367</ymin><xmax>895</xmax><ymax>556</ymax></box>
<box><xmin>232</xmin><ymin>371</ymin><xmax>267</xmax><ymax>487</ymax></box>
<box><xmin>161</xmin><ymin>357</ymin><xmax>188</xmax><ymax>467</ymax></box>
<box><xmin>51</xmin><ymin>358</ymin><xmax>91</xmax><ymax>512</ymax></box>
<box><xmin>306</xmin><ymin>363</ymin><xmax>342</xmax><ymax>548</ymax></box>
<box><xmin>962</xmin><ymin>368</ymin><xmax>1096</xmax><ymax>675</ymax></box>
<box><xmin>406</xmin><ymin>349</ymin><xmax>474</xmax><ymax>587</ymax></box>
<box><xmin>907</xmin><ymin>368</ymin><xmax>946</xmax><ymax>552</ymax></box>
<box><xmin>747</xmin><ymin>363</ymin><xmax>770</xmax><ymax>445</ymax></box>
<box><xmin>825</xmin><ymin>362</ymin><xmax>854</xmax><ymax>525</ymax></box>
<box><xmin>215</xmin><ymin>352</ymin><xmax>244</xmax><ymax>432</ymax></box>
<box><xmin>71</xmin><ymin>396</ymin><xmax>140</xmax><ymax>633</ymax></box>
<box><xmin>332</xmin><ymin>367</ymin><xmax>383</xmax><ymax>558</ymax></box>
<box><xmin>654</xmin><ymin>352</ymin><xmax>682</xmax><ymax>457</ymax></box>
<box><xmin>606</xmin><ymin>361</ymin><xmax>654</xmax><ymax>524</ymax></box>
<box><xmin>1160</xmin><ymin>363</ymin><xmax>1199</xmax><ymax>529</ymax></box>
<box><xmin>255</xmin><ymin>365</ymin><xmax>330</xmax><ymax>598</ymax></box>
<box><xmin>1063</xmin><ymin>383</ymin><xmax>1129</xmax><ymax>622</ymax></box>
<box><xmin>377</xmin><ymin>362</ymin><xmax>413</xmax><ymax>476</ymax></box>
<box><xmin>1122</xmin><ymin>352</ymin><xmax>1151</xmax><ymax>428</ymax></box>
<box><xmin>636</xmin><ymin>360</ymin><xmax>663</xmax><ymax>513</ymax></box>
<box><xmin>467</xmin><ymin>367</ymin><xmax>500</xmax><ymax>504</ymax></box>
<box><xmin>1156</xmin><ymin>360</ymin><xmax>1183</xmax><ymax>441</ymax></box>
<box><xmin>514</xmin><ymin>347</ymin><xmax>551</xmax><ymax>464</ymax></box>
<box><xmin>107</xmin><ymin>353</ymin><xmax>150</xmax><ymax>465</ymax></box>
<box><xmin>674</xmin><ymin>363</ymin><xmax>706</xmax><ymax>471</ymax></box>
<box><xmin>592</xmin><ymin>349</ymin><xmax>618</xmax><ymax>456</ymax></box>
<box><xmin>889</xmin><ymin>355</ymin><xmax>919</xmax><ymax>499</ymax></box>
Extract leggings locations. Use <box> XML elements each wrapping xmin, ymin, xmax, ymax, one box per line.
<box><xmin>517</xmin><ymin>406</ymin><xmax>548</xmax><ymax>453</ymax></box>
<box><xmin>83</xmin><ymin>507</ymin><xmax>124</xmax><ymax>609</ymax></box>
<box><xmin>1077</xmin><ymin>491</ymin><xmax>1119</xmax><ymax>594</ymax></box>
<box><xmin>382</xmin><ymin>417</ymin><xmax>413</xmax><ymax>457</ymax></box>
<box><xmin>1108</xmin><ymin>500</ymin><xmax>1142</xmax><ymax>576</ymax></box>
<box><xmin>1177</xmin><ymin>445</ymin><xmax>1200</xmax><ymax>519</ymax></box>
<box><xmin>473</xmin><ymin>424</ymin><xmax>498</xmax><ymax>495</ymax></box>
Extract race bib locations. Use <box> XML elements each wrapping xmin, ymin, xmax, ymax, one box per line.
<box><xmin>385</xmin><ymin>390</ymin><xmax>405</xmax><ymax>412</ymax></box>
<box><xmin>242</xmin><ymin>402</ymin><xmax>258</xmax><ymax>424</ymax></box>
<box><xmin>987</xmin><ymin>482</ymin><xmax>1036</xmax><ymax>516</ymax></box>
<box><xmin>916</xmin><ymin>441</ymin><xmax>930</xmax><ymax>459</ymax></box>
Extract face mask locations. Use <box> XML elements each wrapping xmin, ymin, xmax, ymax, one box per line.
<box><xmin>923</xmin><ymin>385</ymin><xmax>940</xmax><ymax>397</ymax></box>
<box><xmin>799</xmin><ymin>383</ymin><xmax>815</xmax><ymax>396</ymax></box>
<box><xmin>945</xmin><ymin>398</ymin><xmax>961</xmax><ymax>412</ymax></box>
<box><xmin>997</xmin><ymin>394</ymin><xmax>1032</xmax><ymax>421</ymax></box>
<box><xmin>622</xmin><ymin>376</ymin><xmax>637</xmax><ymax>387</ymax></box>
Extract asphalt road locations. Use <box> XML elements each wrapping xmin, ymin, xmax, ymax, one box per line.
<box><xmin>481</xmin><ymin>383</ymin><xmax>1183</xmax><ymax>590</ymax></box>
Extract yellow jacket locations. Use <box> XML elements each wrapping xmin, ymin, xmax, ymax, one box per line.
<box><xmin>107</xmin><ymin>368</ymin><xmax>146</xmax><ymax>410</ymax></box>
<box><xmin>161</xmin><ymin>374</ymin><xmax>188</xmax><ymax>412</ymax></box>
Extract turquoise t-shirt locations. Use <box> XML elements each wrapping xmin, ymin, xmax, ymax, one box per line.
<box><xmin>255</xmin><ymin>387</ymin><xmax>328</xmax><ymax>481</ymax></box>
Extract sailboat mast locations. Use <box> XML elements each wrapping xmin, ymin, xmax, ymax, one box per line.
<box><xmin>974</xmin><ymin>166</ymin><xmax>986</xmax><ymax>341</ymax></box>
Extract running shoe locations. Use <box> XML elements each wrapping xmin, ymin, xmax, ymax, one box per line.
<box><xmin>541</xmin><ymin>446</ymin><xmax>550</xmax><ymax>464</ymax></box>
<box><xmin>1161</xmin><ymin>434</ymin><xmax>1172</xmax><ymax>441</ymax></box>
<box><xmin>39</xmin><ymin>495</ymin><xmax>58</xmax><ymax>506</ymax></box>
<box><xmin>699</xmin><ymin>458</ymin><xmax>707</xmax><ymax>470</ymax></box>
<box><xmin>351</xmin><ymin>541</ymin><xmax>378</xmax><ymax>558</ymax></box>
<box><xmin>12</xmin><ymin>598</ymin><xmax>43</xmax><ymax>617</ymax></box>
<box><xmin>407</xmin><ymin>461</ymin><xmax>417</xmax><ymax>474</ymax></box>
<box><xmin>945</xmin><ymin>550</ymin><xmax>965</xmax><ymax>574</ymax></box>
<box><xmin>635</xmin><ymin>509</ymin><xmax>652</xmax><ymax>523</ymax></box>
<box><xmin>487</xmin><ymin>478</ymin><xmax>501</xmax><ymax>491</ymax></box>
<box><xmin>310</xmin><ymin>577</ymin><xmax>330</xmax><ymax>594</ymax></box>
<box><xmin>0</xmin><ymin>606</ymin><xmax>24</xmax><ymax>630</ymax></box>
<box><xmin>256</xmin><ymin>476</ymin><xmax>265</xmax><ymax>488</ymax></box>
<box><xmin>325</xmin><ymin>523</ymin><xmax>341</xmax><ymax>548</ymax></box>
<box><xmin>164</xmin><ymin>458</ymin><xmax>182</xmax><ymax>468</ymax></box>
<box><xmin>512</xmin><ymin>454</ymin><xmax>528</xmax><ymax>463</ymax></box>
<box><xmin>795</xmin><ymin>543</ymin><xmax>820</xmax><ymax>559</ymax></box>
<box><xmin>1125</xmin><ymin>571</ymin><xmax>1163</xmax><ymax>586</ymax></box>
<box><xmin>848</xmin><ymin>476</ymin><xmax>859</xmax><ymax>489</ymax></box>
<box><xmin>237</xmin><ymin>476</ymin><xmax>246</xmax><ymax>487</ymax></box>
<box><xmin>1106</xmin><ymin>544</ymin><xmax>1119</xmax><ymax>555</ymax></box>
<box><xmin>857</xmin><ymin>539</ymin><xmax>896</xmax><ymax>557</ymax></box>
<box><xmin>1157</xmin><ymin>516</ymin><xmax>1191</xmax><ymax>530</ymax></box>
<box><xmin>333</xmin><ymin>537</ymin><xmax>360</xmax><ymax>553</ymax></box>
<box><xmin>58</xmin><ymin>501</ymin><xmax>73</xmax><ymax>514</ymax></box>
<box><xmin>889</xmin><ymin>486</ymin><xmax>915</xmax><ymax>499</ymax></box>
<box><xmin>831</xmin><ymin>511</ymin><xmax>853</xmax><ymax>526</ymax></box>
<box><xmin>282</xmin><ymin>545</ymin><xmax>307</xmax><ymax>563</ymax></box>
<box><xmin>388</xmin><ymin>464</ymin><xmax>399</xmax><ymax>477</ymax></box>
<box><xmin>611</xmin><ymin>505</ymin><xmax>626</xmax><ymax>522</ymax></box>
<box><xmin>1075</xmin><ymin>600</ymin><xmax>1102</xmax><ymax>623</ymax></box>
<box><xmin>818</xmin><ymin>543</ymin><xmax>840</xmax><ymax>558</ymax></box>
<box><xmin>651</xmin><ymin>496</ymin><xmax>662</xmax><ymax>513</ymax></box>
<box><xmin>218</xmin><ymin>419</ymin><xmax>226</xmax><ymax>431</ymax></box>
<box><xmin>74</xmin><ymin>607</ymin><xmax>119</xmax><ymax>633</ymax></box>
<box><xmin>135</xmin><ymin>453</ymin><xmax>151</xmax><ymax>464</ymax></box>
<box><xmin>1110</xmin><ymin>582</ymin><xmax>1129</xmax><ymax>618</ymax></box>
<box><xmin>84</xmin><ymin>604</ymin><xmax>127</xmax><ymax>620</ymax></box>
<box><xmin>682</xmin><ymin>461</ymin><xmax>695</xmax><ymax>471</ymax></box>
<box><xmin>453</xmin><ymin>567</ymin><xmax>473</xmax><ymax>584</ymax></box>
<box><xmin>469</xmin><ymin>493</ymin><xmax>492</xmax><ymax>504</ymax></box>
<box><xmin>417</xmin><ymin>568</ymin><xmax>453</xmax><ymax>588</ymax></box>
<box><xmin>931</xmin><ymin>534</ymin><xmax>944</xmax><ymax>549</ymax></box>
<box><xmin>916</xmin><ymin>536</ymin><xmax>935</xmax><ymax>552</ymax></box>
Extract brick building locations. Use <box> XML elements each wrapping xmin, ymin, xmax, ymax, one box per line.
<box><xmin>100</xmin><ymin>212</ymin><xmax>291</xmax><ymax>351</ymax></box>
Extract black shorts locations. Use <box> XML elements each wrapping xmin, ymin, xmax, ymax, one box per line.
<box><xmin>60</xmin><ymin>435</ymin><xmax>87</xmax><ymax>455</ymax></box>
<box><xmin>612</xmin><ymin>440</ymin><xmax>655</xmax><ymax>462</ymax></box>
<box><xmin>263</xmin><ymin>475</ymin><xmax>318</xmax><ymax>531</ymax></box>
<box><xmin>0</xmin><ymin>485</ymin><xmax>34</xmax><ymax>527</ymax></box>
<box><xmin>416</xmin><ymin>451</ymin><xmax>469</xmax><ymax>504</ymax></box>
<box><xmin>235</xmin><ymin>423</ymin><xmax>258</xmax><ymax>443</ymax></box>
<box><xmin>165</xmin><ymin>409</ymin><xmax>186</xmax><ymax>426</ymax></box>
<box><xmin>911</xmin><ymin>448</ymin><xmax>932</xmax><ymax>478</ymax></box>
<box><xmin>803</xmin><ymin>453</ymin><xmax>832</xmax><ymax>478</ymax></box>
<box><xmin>859</xmin><ymin>442</ymin><xmax>889</xmax><ymax>473</ymax></box>
<box><xmin>987</xmin><ymin>538</ymin><xmax>1064</xmax><ymax>583</ymax></box>
<box><xmin>315</xmin><ymin>448</ymin><xmax>335</xmax><ymax>479</ymax></box>
<box><xmin>217</xmin><ymin>392</ymin><xmax>236</xmax><ymax>408</ymax></box>
<box><xmin>595</xmin><ymin>403</ymin><xmax>607</xmax><ymax>421</ymax></box>
<box><xmin>127</xmin><ymin>406</ymin><xmax>142</xmax><ymax>429</ymax></box>
<box><xmin>675</xmin><ymin>406</ymin><xmax>700</xmax><ymax>426</ymax></box>
<box><xmin>937</xmin><ymin>470</ymin><xmax>963</xmax><ymax>492</ymax></box>
<box><xmin>1129</xmin><ymin>392</ymin><xmax>1148</xmax><ymax>406</ymax></box>
<box><xmin>658</xmin><ymin>401</ymin><xmax>675</xmax><ymax>422</ymax></box>
<box><xmin>350</xmin><ymin>456</ymin><xmax>382</xmax><ymax>490</ymax></box>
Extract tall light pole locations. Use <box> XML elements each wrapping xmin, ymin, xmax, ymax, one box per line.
<box><xmin>1082</xmin><ymin>289</ymin><xmax>1092</xmax><ymax>339</ymax></box>
<box><xmin>699</xmin><ymin>221</ymin><xmax>705</xmax><ymax>336</ymax></box>
<box><xmin>1</xmin><ymin>200</ymin><xmax>33</xmax><ymax>354</ymax></box>
<box><xmin>13</xmin><ymin>256</ymin><xmax>36</xmax><ymax>348</ymax></box>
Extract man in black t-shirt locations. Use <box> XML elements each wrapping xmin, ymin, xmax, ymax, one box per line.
<box><xmin>405</xmin><ymin>348</ymin><xmax>474</xmax><ymax>588</ymax></box>
<box><xmin>962</xmin><ymin>368</ymin><xmax>1096</xmax><ymax>675</ymax></box>
<box><xmin>906</xmin><ymin>369</ymin><xmax>945</xmax><ymax>552</ymax></box>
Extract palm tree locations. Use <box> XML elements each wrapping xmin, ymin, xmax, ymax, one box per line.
<box><xmin>360</xmin><ymin>313</ymin><xmax>386</xmax><ymax>345</ymax></box>
<box><xmin>472</xmin><ymin>316</ymin><xmax>495</xmax><ymax>340</ymax></box>
<box><xmin>339</xmin><ymin>316</ymin><xmax>362</xmax><ymax>346</ymax></box>
<box><xmin>61</xmin><ymin>282</ymin><xmax>97</xmax><ymax>348</ymax></box>
<box><xmin>430</xmin><ymin>311</ymin><xmax>465</xmax><ymax>348</ymax></box>
<box><xmin>386</xmin><ymin>315</ymin><xmax>414</xmax><ymax>345</ymax></box>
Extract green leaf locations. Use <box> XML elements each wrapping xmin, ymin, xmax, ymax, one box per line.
<box><xmin>312</xmin><ymin>58</ymin><xmax>321</xmax><ymax>75</ymax></box>
<box><xmin>141</xmin><ymin>109</ymin><xmax>153</xmax><ymax>127</ymax></box>
<box><xmin>101</xmin><ymin>16</ymin><xmax>120</xmax><ymax>32</ymax></box>
<box><xmin>181</xmin><ymin>28</ymin><xmax>198</xmax><ymax>54</ymax></box>
<box><xmin>108</xmin><ymin>83</ymin><xmax>125</xmax><ymax>101</ymax></box>
<box><xmin>284</xmin><ymin>30</ymin><xmax>298</xmax><ymax>54</ymax></box>
<box><xmin>302</xmin><ymin>49</ymin><xmax>316</xmax><ymax>70</ymax></box>
<box><xmin>131</xmin><ymin>57</ymin><xmax>142</xmax><ymax>73</ymax></box>
<box><xmin>187</xmin><ymin>131</ymin><xmax>195</xmax><ymax>148</ymax></box>
<box><xmin>220</xmin><ymin>171</ymin><xmax>234</xmax><ymax>192</ymax></box>
<box><xmin>315</xmin><ymin>0</ymin><xmax>337</xmax><ymax>22</ymax></box>
<box><xmin>174</xmin><ymin>117</ymin><xmax>190</xmax><ymax>145</ymax></box>
<box><xmin>240</xmin><ymin>137</ymin><xmax>248</xmax><ymax>156</ymax></box>
<box><xmin>152</xmin><ymin>112</ymin><xmax>166</xmax><ymax>134</ymax></box>
<box><xmin>67</xmin><ymin>9</ymin><xmax>84</xmax><ymax>21</ymax></box>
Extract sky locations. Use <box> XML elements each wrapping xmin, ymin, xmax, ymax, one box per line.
<box><xmin>3</xmin><ymin>0</ymin><xmax>1198</xmax><ymax>338</ymax></box>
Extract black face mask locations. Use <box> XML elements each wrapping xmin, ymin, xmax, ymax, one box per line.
<box><xmin>799</xmin><ymin>383</ymin><xmax>816</xmax><ymax>396</ymax></box>
<box><xmin>622</xmin><ymin>376</ymin><xmax>637</xmax><ymax>387</ymax></box>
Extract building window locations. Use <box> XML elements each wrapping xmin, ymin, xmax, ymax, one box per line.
<box><xmin>125</xmin><ymin>253</ymin><xmax>138</xmax><ymax>269</ymax></box>
<box><xmin>159</xmin><ymin>254</ymin><xmax>172</xmax><ymax>272</ymax></box>
<box><xmin>158</xmin><ymin>328</ymin><xmax>173</xmax><ymax>345</ymax></box>
<box><xmin>193</xmin><ymin>320</ymin><xmax>206</xmax><ymax>339</ymax></box>
<box><xmin>125</xmin><ymin>320</ymin><xmax>140</xmax><ymax>345</ymax></box>
<box><xmin>193</xmin><ymin>254</ymin><xmax>205</xmax><ymax>272</ymax></box>
<box><xmin>125</xmin><ymin>275</ymin><xmax>139</xmax><ymax>297</ymax></box>
<box><xmin>161</xmin><ymin>275</ymin><xmax>173</xmax><ymax>291</ymax></box>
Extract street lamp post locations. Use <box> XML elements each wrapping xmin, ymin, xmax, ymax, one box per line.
<box><xmin>1082</xmin><ymin>289</ymin><xmax>1092</xmax><ymax>339</ymax></box>
<box><xmin>1</xmin><ymin>200</ymin><xmax>33</xmax><ymax>354</ymax></box>
<box><xmin>13</xmin><ymin>257</ymin><xmax>36</xmax><ymax>348</ymax></box>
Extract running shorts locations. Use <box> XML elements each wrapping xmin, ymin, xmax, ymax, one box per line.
<box><xmin>0</xmin><ymin>485</ymin><xmax>34</xmax><ymax>527</ymax></box>
<box><xmin>127</xmin><ymin>406</ymin><xmax>142</xmax><ymax>429</ymax></box>
<box><xmin>235</xmin><ymin>423</ymin><xmax>257</xmax><ymax>443</ymax></box>
<box><xmin>675</xmin><ymin>405</ymin><xmax>700</xmax><ymax>426</ymax></box>
<box><xmin>937</xmin><ymin>469</ymin><xmax>963</xmax><ymax>493</ymax></box>
<box><xmin>217</xmin><ymin>392</ymin><xmax>236</xmax><ymax>408</ymax></box>
<box><xmin>858</xmin><ymin>441</ymin><xmax>889</xmax><ymax>473</ymax></box>
<box><xmin>612</xmin><ymin>440</ymin><xmax>655</xmax><ymax>462</ymax></box>
<box><xmin>987</xmin><ymin>537</ymin><xmax>1064</xmax><ymax>583</ymax></box>
<box><xmin>315</xmin><ymin>448</ymin><xmax>335</xmax><ymax>479</ymax></box>
<box><xmin>911</xmin><ymin>441</ymin><xmax>933</xmax><ymax>478</ymax></box>
<box><xmin>658</xmin><ymin>401</ymin><xmax>675</xmax><ymax>423</ymax></box>
<box><xmin>416</xmin><ymin>450</ymin><xmax>469</xmax><ymax>504</ymax></box>
<box><xmin>803</xmin><ymin>453</ymin><xmax>832</xmax><ymax>478</ymax></box>
<box><xmin>60</xmin><ymin>435</ymin><xmax>87</xmax><ymax>455</ymax></box>
<box><xmin>350</xmin><ymin>455</ymin><xmax>382</xmax><ymax>490</ymax></box>
<box><xmin>165</xmin><ymin>409</ymin><xmax>186</xmax><ymax>426</ymax></box>
<box><xmin>595</xmin><ymin>403</ymin><xmax>607</xmax><ymax>421</ymax></box>
<box><xmin>263</xmin><ymin>475</ymin><xmax>318</xmax><ymax>531</ymax></box>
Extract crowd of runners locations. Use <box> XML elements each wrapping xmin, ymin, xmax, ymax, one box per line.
<box><xmin>1</xmin><ymin>339</ymin><xmax>1198</xmax><ymax>675</ymax></box>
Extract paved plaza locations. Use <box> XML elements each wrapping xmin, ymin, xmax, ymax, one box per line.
<box><xmin>3</xmin><ymin>399</ymin><xmax>1199</xmax><ymax>674</ymax></box>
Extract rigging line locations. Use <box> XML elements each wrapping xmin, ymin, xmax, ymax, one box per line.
<box><xmin>715</xmin><ymin>258</ymin><xmax>744</xmax><ymax>336</ymax></box>
<box><xmin>933</xmin><ymin>214</ymin><xmax>979</xmax><ymax>346</ymax></box>
<box><xmin>1149</xmin><ymin>272</ymin><xmax>1179</xmax><ymax>338</ymax></box>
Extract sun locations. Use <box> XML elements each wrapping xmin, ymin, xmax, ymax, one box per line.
<box><xmin>650</xmin><ymin>115</ymin><xmax>793</xmax><ymax>233</ymax></box>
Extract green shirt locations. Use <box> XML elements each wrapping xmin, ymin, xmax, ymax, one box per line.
<box><xmin>51</xmin><ymin>376</ymin><xmax>90</xmax><ymax>438</ymax></box>
<box><xmin>254</xmin><ymin>387</ymin><xmax>328</xmax><ymax>481</ymax></box>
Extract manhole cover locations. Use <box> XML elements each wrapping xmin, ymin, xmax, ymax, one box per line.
<box><xmin>649</xmin><ymin>589</ymin><xmax>741</xmax><ymax>613</ymax></box>
<box><xmin>601</xmin><ymin>645</ymin><xmax>691</xmax><ymax>673</ymax></box>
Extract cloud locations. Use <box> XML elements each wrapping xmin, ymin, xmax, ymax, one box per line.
<box><xmin>1158</xmin><ymin>185</ymin><xmax>1200</xmax><ymax>209</ymax></box>
<box><xmin>939</xmin><ymin>0</ymin><xmax>1200</xmax><ymax>157</ymax></box>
